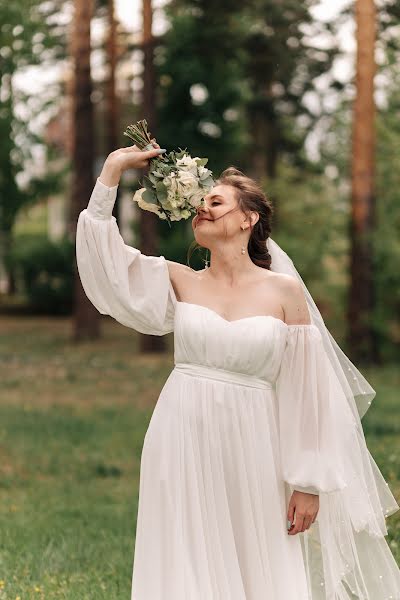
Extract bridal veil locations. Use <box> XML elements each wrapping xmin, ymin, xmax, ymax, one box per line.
<box><xmin>267</xmin><ymin>236</ymin><xmax>400</xmax><ymax>599</ymax></box>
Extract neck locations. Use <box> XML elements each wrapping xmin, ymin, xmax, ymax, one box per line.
<box><xmin>205</xmin><ymin>243</ymin><xmax>257</xmax><ymax>286</ymax></box>
<box><xmin>199</xmin><ymin>205</ymin><xmax>257</xmax><ymax>285</ymax></box>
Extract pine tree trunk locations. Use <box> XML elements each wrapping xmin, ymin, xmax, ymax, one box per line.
<box><xmin>138</xmin><ymin>0</ymin><xmax>167</xmax><ymax>354</ymax></box>
<box><xmin>347</xmin><ymin>0</ymin><xmax>378</xmax><ymax>363</ymax></box>
<box><xmin>106</xmin><ymin>0</ymin><xmax>121</xmax><ymax>223</ymax></box>
<box><xmin>70</xmin><ymin>0</ymin><xmax>100</xmax><ymax>341</ymax></box>
<box><xmin>247</xmin><ymin>83</ymin><xmax>279</xmax><ymax>227</ymax></box>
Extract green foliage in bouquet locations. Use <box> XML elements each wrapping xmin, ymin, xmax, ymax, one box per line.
<box><xmin>123</xmin><ymin>120</ymin><xmax>215</xmax><ymax>227</ymax></box>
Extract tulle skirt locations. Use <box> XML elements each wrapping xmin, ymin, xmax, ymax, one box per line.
<box><xmin>130</xmin><ymin>365</ymin><xmax>400</xmax><ymax>600</ymax></box>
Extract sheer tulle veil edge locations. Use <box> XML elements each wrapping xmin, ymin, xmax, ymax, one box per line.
<box><xmin>267</xmin><ymin>236</ymin><xmax>400</xmax><ymax>599</ymax></box>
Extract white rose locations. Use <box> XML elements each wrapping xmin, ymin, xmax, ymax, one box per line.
<box><xmin>176</xmin><ymin>170</ymin><xmax>199</xmax><ymax>198</ymax></box>
<box><xmin>176</xmin><ymin>155</ymin><xmax>198</xmax><ymax>175</ymax></box>
<box><xmin>161</xmin><ymin>175</ymin><xmax>179</xmax><ymax>208</ymax></box>
<box><xmin>132</xmin><ymin>188</ymin><xmax>162</xmax><ymax>216</ymax></box>
<box><xmin>164</xmin><ymin>174</ymin><xmax>179</xmax><ymax>194</ymax></box>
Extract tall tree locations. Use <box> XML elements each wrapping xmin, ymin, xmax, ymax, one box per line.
<box><xmin>138</xmin><ymin>0</ymin><xmax>168</xmax><ymax>353</ymax></box>
<box><xmin>156</xmin><ymin>0</ymin><xmax>339</xmax><ymax>233</ymax></box>
<box><xmin>71</xmin><ymin>0</ymin><xmax>99</xmax><ymax>340</ymax></box>
<box><xmin>347</xmin><ymin>0</ymin><xmax>377</xmax><ymax>362</ymax></box>
<box><xmin>0</xmin><ymin>0</ymin><xmax>67</xmax><ymax>294</ymax></box>
<box><xmin>242</xmin><ymin>1</ymin><xmax>338</xmax><ymax>177</ymax></box>
<box><xmin>156</xmin><ymin>0</ymin><xmax>248</xmax><ymax>175</ymax></box>
<box><xmin>105</xmin><ymin>0</ymin><xmax>121</xmax><ymax>222</ymax></box>
<box><xmin>105</xmin><ymin>0</ymin><xmax>119</xmax><ymax>154</ymax></box>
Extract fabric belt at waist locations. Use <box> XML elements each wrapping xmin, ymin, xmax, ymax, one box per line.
<box><xmin>173</xmin><ymin>362</ymin><xmax>273</xmax><ymax>390</ymax></box>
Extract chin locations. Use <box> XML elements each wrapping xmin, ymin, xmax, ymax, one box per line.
<box><xmin>193</xmin><ymin>229</ymin><xmax>211</xmax><ymax>245</ymax></box>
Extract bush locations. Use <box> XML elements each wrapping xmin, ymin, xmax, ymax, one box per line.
<box><xmin>9</xmin><ymin>234</ymin><xmax>74</xmax><ymax>315</ymax></box>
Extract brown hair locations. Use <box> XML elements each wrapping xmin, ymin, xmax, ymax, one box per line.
<box><xmin>187</xmin><ymin>166</ymin><xmax>274</xmax><ymax>270</ymax></box>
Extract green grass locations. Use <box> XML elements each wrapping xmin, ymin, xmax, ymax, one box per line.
<box><xmin>0</xmin><ymin>316</ymin><xmax>174</xmax><ymax>599</ymax></box>
<box><xmin>0</xmin><ymin>316</ymin><xmax>399</xmax><ymax>598</ymax></box>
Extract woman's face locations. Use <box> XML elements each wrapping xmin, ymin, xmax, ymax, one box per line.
<box><xmin>191</xmin><ymin>184</ymin><xmax>247</xmax><ymax>244</ymax></box>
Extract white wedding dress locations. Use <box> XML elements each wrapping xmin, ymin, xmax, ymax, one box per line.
<box><xmin>76</xmin><ymin>178</ymin><xmax>400</xmax><ymax>600</ymax></box>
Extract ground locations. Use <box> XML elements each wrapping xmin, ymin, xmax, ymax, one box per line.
<box><xmin>0</xmin><ymin>316</ymin><xmax>399</xmax><ymax>599</ymax></box>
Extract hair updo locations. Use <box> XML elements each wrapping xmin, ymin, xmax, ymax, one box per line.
<box><xmin>215</xmin><ymin>166</ymin><xmax>274</xmax><ymax>270</ymax></box>
<box><xmin>187</xmin><ymin>166</ymin><xmax>274</xmax><ymax>270</ymax></box>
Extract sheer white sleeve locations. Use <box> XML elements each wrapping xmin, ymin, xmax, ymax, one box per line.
<box><xmin>76</xmin><ymin>178</ymin><xmax>176</xmax><ymax>335</ymax></box>
<box><xmin>267</xmin><ymin>237</ymin><xmax>400</xmax><ymax>597</ymax></box>
<box><xmin>275</xmin><ymin>323</ymin><xmax>357</xmax><ymax>495</ymax></box>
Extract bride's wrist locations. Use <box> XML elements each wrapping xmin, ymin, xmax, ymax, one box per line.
<box><xmin>98</xmin><ymin>157</ymin><xmax>122</xmax><ymax>187</ymax></box>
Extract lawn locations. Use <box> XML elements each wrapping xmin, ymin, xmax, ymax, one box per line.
<box><xmin>0</xmin><ymin>316</ymin><xmax>399</xmax><ymax>599</ymax></box>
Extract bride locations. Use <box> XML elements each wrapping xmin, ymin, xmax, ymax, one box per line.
<box><xmin>76</xmin><ymin>143</ymin><xmax>400</xmax><ymax>599</ymax></box>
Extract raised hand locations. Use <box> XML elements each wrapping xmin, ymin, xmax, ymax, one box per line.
<box><xmin>99</xmin><ymin>140</ymin><xmax>166</xmax><ymax>187</ymax></box>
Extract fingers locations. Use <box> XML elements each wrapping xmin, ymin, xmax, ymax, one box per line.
<box><xmin>287</xmin><ymin>502</ymin><xmax>295</xmax><ymax>530</ymax></box>
<box><xmin>120</xmin><ymin>144</ymin><xmax>140</xmax><ymax>153</ymax></box>
<box><xmin>288</xmin><ymin>511</ymin><xmax>317</xmax><ymax>535</ymax></box>
<box><xmin>288</xmin><ymin>513</ymin><xmax>304</xmax><ymax>535</ymax></box>
<box><xmin>137</xmin><ymin>148</ymin><xmax>166</xmax><ymax>171</ymax></box>
<box><xmin>287</xmin><ymin>490</ymin><xmax>319</xmax><ymax>535</ymax></box>
<box><xmin>120</xmin><ymin>140</ymin><xmax>160</xmax><ymax>154</ymax></box>
<box><xmin>122</xmin><ymin>143</ymin><xmax>163</xmax><ymax>156</ymax></box>
<box><xmin>142</xmin><ymin>146</ymin><xmax>166</xmax><ymax>159</ymax></box>
<box><xmin>302</xmin><ymin>516</ymin><xmax>313</xmax><ymax>531</ymax></box>
<box><xmin>114</xmin><ymin>144</ymin><xmax>166</xmax><ymax>172</ymax></box>
<box><xmin>287</xmin><ymin>502</ymin><xmax>295</xmax><ymax>522</ymax></box>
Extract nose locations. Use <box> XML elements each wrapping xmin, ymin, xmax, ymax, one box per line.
<box><xmin>196</xmin><ymin>202</ymin><xmax>209</xmax><ymax>215</ymax></box>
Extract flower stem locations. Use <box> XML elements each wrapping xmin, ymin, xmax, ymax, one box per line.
<box><xmin>123</xmin><ymin>119</ymin><xmax>154</xmax><ymax>149</ymax></box>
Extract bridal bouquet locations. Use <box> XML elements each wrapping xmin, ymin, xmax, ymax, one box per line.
<box><xmin>123</xmin><ymin>119</ymin><xmax>215</xmax><ymax>227</ymax></box>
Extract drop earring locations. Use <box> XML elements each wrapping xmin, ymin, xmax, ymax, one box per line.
<box><xmin>204</xmin><ymin>248</ymin><xmax>210</xmax><ymax>268</ymax></box>
<box><xmin>241</xmin><ymin>224</ymin><xmax>246</xmax><ymax>255</ymax></box>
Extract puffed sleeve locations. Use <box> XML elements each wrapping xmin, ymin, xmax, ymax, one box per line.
<box><xmin>75</xmin><ymin>177</ymin><xmax>176</xmax><ymax>335</ymax></box>
<box><xmin>275</xmin><ymin>323</ymin><xmax>357</xmax><ymax>495</ymax></box>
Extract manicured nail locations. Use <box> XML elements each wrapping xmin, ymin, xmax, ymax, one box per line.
<box><xmin>287</xmin><ymin>520</ymin><xmax>292</xmax><ymax>529</ymax></box>
<box><xmin>156</xmin><ymin>148</ymin><xmax>167</xmax><ymax>154</ymax></box>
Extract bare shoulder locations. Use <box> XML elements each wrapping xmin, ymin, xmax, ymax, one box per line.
<box><xmin>165</xmin><ymin>259</ymin><xmax>188</xmax><ymax>280</ymax></box>
<box><xmin>263</xmin><ymin>270</ymin><xmax>296</xmax><ymax>287</ymax></box>
<box><xmin>165</xmin><ymin>259</ymin><xmax>201</xmax><ymax>301</ymax></box>
<box><xmin>260</xmin><ymin>270</ymin><xmax>299</xmax><ymax>293</ymax></box>
<box><xmin>270</xmin><ymin>272</ymin><xmax>311</xmax><ymax>325</ymax></box>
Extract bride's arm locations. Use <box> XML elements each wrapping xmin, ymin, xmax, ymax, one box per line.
<box><xmin>98</xmin><ymin>154</ymin><xmax>188</xmax><ymax>297</ymax></box>
<box><xmin>99</xmin><ymin>143</ymin><xmax>165</xmax><ymax>186</ymax></box>
<box><xmin>76</xmin><ymin>148</ymin><xmax>182</xmax><ymax>335</ymax></box>
<box><xmin>280</xmin><ymin>273</ymin><xmax>311</xmax><ymax>326</ymax></box>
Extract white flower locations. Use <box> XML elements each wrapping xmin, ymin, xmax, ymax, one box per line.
<box><xmin>176</xmin><ymin>170</ymin><xmax>200</xmax><ymax>199</ymax></box>
<box><xmin>175</xmin><ymin>155</ymin><xmax>198</xmax><ymax>175</ymax></box>
<box><xmin>163</xmin><ymin>173</ymin><xmax>179</xmax><ymax>208</ymax></box>
<box><xmin>132</xmin><ymin>151</ymin><xmax>213</xmax><ymax>224</ymax></box>
<box><xmin>163</xmin><ymin>174</ymin><xmax>178</xmax><ymax>192</ymax></box>
<box><xmin>159</xmin><ymin>197</ymin><xmax>177</xmax><ymax>211</ymax></box>
<box><xmin>132</xmin><ymin>188</ymin><xmax>163</xmax><ymax>216</ymax></box>
<box><xmin>198</xmin><ymin>165</ymin><xmax>208</xmax><ymax>177</ymax></box>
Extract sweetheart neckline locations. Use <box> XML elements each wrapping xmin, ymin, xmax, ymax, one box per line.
<box><xmin>176</xmin><ymin>300</ymin><xmax>288</xmax><ymax>326</ymax></box>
